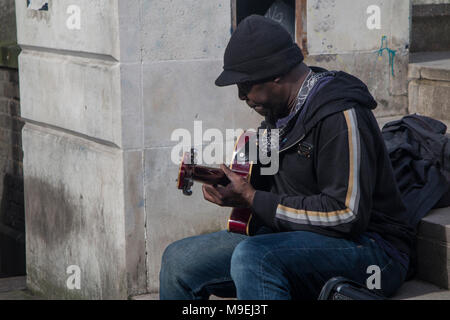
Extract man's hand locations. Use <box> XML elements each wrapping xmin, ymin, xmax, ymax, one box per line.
<box><xmin>202</xmin><ymin>164</ymin><xmax>256</xmax><ymax>208</ymax></box>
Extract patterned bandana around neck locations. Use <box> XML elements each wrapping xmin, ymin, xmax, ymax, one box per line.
<box><xmin>258</xmin><ymin>69</ymin><xmax>336</xmax><ymax>155</ymax></box>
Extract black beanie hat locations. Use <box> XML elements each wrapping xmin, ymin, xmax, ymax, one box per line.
<box><xmin>215</xmin><ymin>14</ymin><xmax>304</xmax><ymax>87</ymax></box>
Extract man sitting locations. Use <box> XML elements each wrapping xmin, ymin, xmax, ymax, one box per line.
<box><xmin>159</xmin><ymin>15</ymin><xmax>414</xmax><ymax>300</ymax></box>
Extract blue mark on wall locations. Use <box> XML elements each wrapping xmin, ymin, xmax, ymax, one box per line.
<box><xmin>376</xmin><ymin>35</ymin><xmax>396</xmax><ymax>77</ymax></box>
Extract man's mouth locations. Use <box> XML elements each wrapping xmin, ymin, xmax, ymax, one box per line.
<box><xmin>253</xmin><ymin>106</ymin><xmax>265</xmax><ymax>113</ymax></box>
<box><xmin>247</xmin><ymin>103</ymin><xmax>268</xmax><ymax>115</ymax></box>
<box><xmin>248</xmin><ymin>103</ymin><xmax>262</xmax><ymax>110</ymax></box>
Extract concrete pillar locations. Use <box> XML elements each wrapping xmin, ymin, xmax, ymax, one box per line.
<box><xmin>16</xmin><ymin>0</ymin><xmax>259</xmax><ymax>298</ymax></box>
<box><xmin>0</xmin><ymin>0</ymin><xmax>19</xmax><ymax>69</ymax></box>
<box><xmin>0</xmin><ymin>0</ymin><xmax>25</xmax><ymax>279</ymax></box>
<box><xmin>17</xmin><ymin>0</ymin><xmax>129</xmax><ymax>299</ymax></box>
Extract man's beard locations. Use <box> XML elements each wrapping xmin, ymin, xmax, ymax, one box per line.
<box><xmin>264</xmin><ymin>111</ymin><xmax>278</xmax><ymax>128</ymax></box>
<box><xmin>264</xmin><ymin>104</ymin><xmax>287</xmax><ymax>126</ymax></box>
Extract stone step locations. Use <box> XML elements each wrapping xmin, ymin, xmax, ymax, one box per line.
<box><xmin>376</xmin><ymin>115</ymin><xmax>404</xmax><ymax>129</ymax></box>
<box><xmin>130</xmin><ymin>293</ymin><xmax>233</xmax><ymax>300</ymax></box>
<box><xmin>131</xmin><ymin>293</ymin><xmax>159</xmax><ymax>300</ymax></box>
<box><xmin>360</xmin><ymin>114</ymin><xmax>450</xmax><ymax>294</ymax></box>
<box><xmin>131</xmin><ymin>281</ymin><xmax>450</xmax><ymax>300</ymax></box>
<box><xmin>409</xmin><ymin>52</ymin><xmax>450</xmax><ymax>81</ymax></box>
<box><xmin>376</xmin><ymin>115</ymin><xmax>450</xmax><ymax>131</ymax></box>
<box><xmin>132</xmin><ymin>209</ymin><xmax>450</xmax><ymax>301</ymax></box>
<box><xmin>0</xmin><ymin>290</ymin><xmax>41</xmax><ymax>300</ymax></box>
<box><xmin>372</xmin><ymin>116</ymin><xmax>450</xmax><ymax>288</ymax></box>
<box><xmin>0</xmin><ymin>276</ymin><xmax>26</xmax><ymax>293</ymax></box>
<box><xmin>408</xmin><ymin>52</ymin><xmax>450</xmax><ymax>121</ymax></box>
<box><xmin>2</xmin><ymin>280</ymin><xmax>449</xmax><ymax>300</ymax></box>
<box><xmin>132</xmin><ymin>207</ymin><xmax>450</xmax><ymax>300</ymax></box>
<box><xmin>392</xmin><ymin>279</ymin><xmax>450</xmax><ymax>300</ymax></box>
<box><xmin>415</xmin><ymin>207</ymin><xmax>450</xmax><ymax>289</ymax></box>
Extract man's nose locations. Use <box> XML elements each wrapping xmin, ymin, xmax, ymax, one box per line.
<box><xmin>238</xmin><ymin>87</ymin><xmax>247</xmax><ymax>101</ymax></box>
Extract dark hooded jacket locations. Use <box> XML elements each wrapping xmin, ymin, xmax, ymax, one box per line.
<box><xmin>382</xmin><ymin>114</ymin><xmax>450</xmax><ymax>227</ymax></box>
<box><xmin>250</xmin><ymin>67</ymin><xmax>415</xmax><ymax>257</ymax></box>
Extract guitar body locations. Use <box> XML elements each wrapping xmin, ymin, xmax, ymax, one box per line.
<box><xmin>227</xmin><ymin>132</ymin><xmax>254</xmax><ymax>235</ymax></box>
<box><xmin>177</xmin><ymin>131</ymin><xmax>261</xmax><ymax>235</ymax></box>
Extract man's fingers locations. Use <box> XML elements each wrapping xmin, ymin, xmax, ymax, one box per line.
<box><xmin>221</xmin><ymin>164</ymin><xmax>239</xmax><ymax>182</ymax></box>
<box><xmin>215</xmin><ymin>184</ymin><xmax>228</xmax><ymax>193</ymax></box>
<box><xmin>202</xmin><ymin>184</ymin><xmax>224</xmax><ymax>206</ymax></box>
<box><xmin>202</xmin><ymin>185</ymin><xmax>220</xmax><ymax>204</ymax></box>
<box><xmin>205</xmin><ymin>184</ymin><xmax>224</xmax><ymax>199</ymax></box>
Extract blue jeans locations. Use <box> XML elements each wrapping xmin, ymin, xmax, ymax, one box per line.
<box><xmin>159</xmin><ymin>229</ymin><xmax>407</xmax><ymax>300</ymax></box>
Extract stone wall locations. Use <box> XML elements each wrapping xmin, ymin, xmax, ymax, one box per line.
<box><xmin>138</xmin><ymin>0</ymin><xmax>261</xmax><ymax>294</ymax></box>
<box><xmin>17</xmin><ymin>0</ymin><xmax>129</xmax><ymax>299</ymax></box>
<box><xmin>0</xmin><ymin>0</ymin><xmax>25</xmax><ymax>278</ymax></box>
<box><xmin>412</xmin><ymin>0</ymin><xmax>450</xmax><ymax>4</ymax></box>
<box><xmin>304</xmin><ymin>0</ymin><xmax>410</xmax><ymax>117</ymax></box>
<box><xmin>0</xmin><ymin>0</ymin><xmax>17</xmax><ymax>44</ymax></box>
<box><xmin>410</xmin><ymin>2</ymin><xmax>450</xmax><ymax>52</ymax></box>
<box><xmin>0</xmin><ymin>67</ymin><xmax>25</xmax><ymax>278</ymax></box>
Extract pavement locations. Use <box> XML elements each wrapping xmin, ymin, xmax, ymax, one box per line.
<box><xmin>130</xmin><ymin>279</ymin><xmax>450</xmax><ymax>301</ymax></box>
<box><xmin>392</xmin><ymin>280</ymin><xmax>450</xmax><ymax>300</ymax></box>
<box><xmin>0</xmin><ymin>276</ymin><xmax>43</xmax><ymax>300</ymax></box>
<box><xmin>410</xmin><ymin>51</ymin><xmax>450</xmax><ymax>70</ymax></box>
<box><xmin>1</xmin><ymin>276</ymin><xmax>450</xmax><ymax>300</ymax></box>
<box><xmin>0</xmin><ymin>289</ymin><xmax>42</xmax><ymax>300</ymax></box>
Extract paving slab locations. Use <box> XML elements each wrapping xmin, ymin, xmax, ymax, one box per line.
<box><xmin>409</xmin><ymin>52</ymin><xmax>450</xmax><ymax>81</ymax></box>
<box><xmin>131</xmin><ymin>293</ymin><xmax>159</xmax><ymax>300</ymax></box>
<box><xmin>0</xmin><ymin>290</ymin><xmax>43</xmax><ymax>300</ymax></box>
<box><xmin>392</xmin><ymin>279</ymin><xmax>450</xmax><ymax>300</ymax></box>
<box><xmin>0</xmin><ymin>276</ymin><xmax>26</xmax><ymax>293</ymax></box>
<box><xmin>132</xmin><ymin>280</ymin><xmax>450</xmax><ymax>300</ymax></box>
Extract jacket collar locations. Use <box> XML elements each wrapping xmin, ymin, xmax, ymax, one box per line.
<box><xmin>262</xmin><ymin>67</ymin><xmax>378</xmax><ymax>153</ymax></box>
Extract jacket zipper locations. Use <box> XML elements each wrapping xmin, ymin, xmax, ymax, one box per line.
<box><xmin>279</xmin><ymin>134</ymin><xmax>306</xmax><ymax>153</ymax></box>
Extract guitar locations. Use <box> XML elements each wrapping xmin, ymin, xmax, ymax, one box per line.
<box><xmin>177</xmin><ymin>131</ymin><xmax>263</xmax><ymax>235</ymax></box>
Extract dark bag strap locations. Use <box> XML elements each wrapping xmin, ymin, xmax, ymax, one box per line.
<box><xmin>318</xmin><ymin>277</ymin><xmax>385</xmax><ymax>300</ymax></box>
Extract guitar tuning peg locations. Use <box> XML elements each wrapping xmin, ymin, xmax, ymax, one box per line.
<box><xmin>190</xmin><ymin>147</ymin><xmax>198</xmax><ymax>165</ymax></box>
<box><xmin>182</xmin><ymin>177</ymin><xmax>193</xmax><ymax>196</ymax></box>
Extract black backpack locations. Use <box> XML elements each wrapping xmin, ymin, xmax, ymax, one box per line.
<box><xmin>381</xmin><ymin>114</ymin><xmax>450</xmax><ymax>279</ymax></box>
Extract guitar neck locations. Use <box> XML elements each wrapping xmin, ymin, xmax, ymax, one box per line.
<box><xmin>191</xmin><ymin>165</ymin><xmax>230</xmax><ymax>186</ymax></box>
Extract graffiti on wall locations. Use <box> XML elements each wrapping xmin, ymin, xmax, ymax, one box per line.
<box><xmin>264</xmin><ymin>0</ymin><xmax>296</xmax><ymax>40</ymax></box>
<box><xmin>376</xmin><ymin>35</ymin><xmax>397</xmax><ymax>77</ymax></box>
<box><xmin>27</xmin><ymin>0</ymin><xmax>48</xmax><ymax>11</ymax></box>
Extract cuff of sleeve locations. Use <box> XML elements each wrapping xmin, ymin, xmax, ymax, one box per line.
<box><xmin>252</xmin><ymin>190</ymin><xmax>281</xmax><ymax>229</ymax></box>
